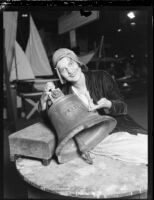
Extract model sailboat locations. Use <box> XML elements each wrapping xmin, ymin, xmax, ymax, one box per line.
<box><xmin>10</xmin><ymin>14</ymin><xmax>58</xmax><ymax>92</ymax></box>
<box><xmin>25</xmin><ymin>15</ymin><xmax>53</xmax><ymax>78</ymax></box>
<box><xmin>10</xmin><ymin>41</ymin><xmax>35</xmax><ymax>82</ymax></box>
<box><xmin>79</xmin><ymin>51</ymin><xmax>95</xmax><ymax>65</ymax></box>
<box><xmin>25</xmin><ymin>15</ymin><xmax>59</xmax><ymax>91</ymax></box>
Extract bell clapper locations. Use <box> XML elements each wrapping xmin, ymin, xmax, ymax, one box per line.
<box><xmin>74</xmin><ymin>136</ymin><xmax>93</xmax><ymax>165</ymax></box>
<box><xmin>81</xmin><ymin>151</ymin><xmax>93</xmax><ymax>165</ymax></box>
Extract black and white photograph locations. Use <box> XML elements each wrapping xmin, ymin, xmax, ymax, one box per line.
<box><xmin>3</xmin><ymin>7</ymin><xmax>152</xmax><ymax>199</ymax></box>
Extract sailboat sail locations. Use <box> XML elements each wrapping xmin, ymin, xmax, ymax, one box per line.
<box><xmin>25</xmin><ymin>15</ymin><xmax>53</xmax><ymax>77</ymax></box>
<box><xmin>10</xmin><ymin>41</ymin><xmax>35</xmax><ymax>82</ymax></box>
<box><xmin>79</xmin><ymin>51</ymin><xmax>95</xmax><ymax>65</ymax></box>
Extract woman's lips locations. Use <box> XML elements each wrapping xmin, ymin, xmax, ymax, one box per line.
<box><xmin>69</xmin><ymin>73</ymin><xmax>76</xmax><ymax>77</ymax></box>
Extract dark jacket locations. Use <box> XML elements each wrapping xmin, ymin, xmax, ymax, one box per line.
<box><xmin>39</xmin><ymin>70</ymin><xmax>147</xmax><ymax>135</ymax></box>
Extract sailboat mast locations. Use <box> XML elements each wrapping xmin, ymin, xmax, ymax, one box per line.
<box><xmin>14</xmin><ymin>44</ymin><xmax>18</xmax><ymax>81</ymax></box>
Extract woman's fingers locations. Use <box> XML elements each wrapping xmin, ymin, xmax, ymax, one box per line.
<box><xmin>88</xmin><ymin>104</ymin><xmax>101</xmax><ymax>111</ymax></box>
<box><xmin>89</xmin><ymin>98</ymin><xmax>111</xmax><ymax>111</ymax></box>
<box><xmin>40</xmin><ymin>91</ymin><xmax>51</xmax><ymax>110</ymax></box>
<box><xmin>88</xmin><ymin>100</ymin><xmax>105</xmax><ymax>111</ymax></box>
<box><xmin>39</xmin><ymin>82</ymin><xmax>55</xmax><ymax>111</ymax></box>
<box><xmin>42</xmin><ymin>91</ymin><xmax>50</xmax><ymax>99</ymax></box>
<box><xmin>44</xmin><ymin>82</ymin><xmax>55</xmax><ymax>92</ymax></box>
<box><xmin>97</xmin><ymin>98</ymin><xmax>112</xmax><ymax>109</ymax></box>
<box><xmin>97</xmin><ymin>98</ymin><xmax>106</xmax><ymax>104</ymax></box>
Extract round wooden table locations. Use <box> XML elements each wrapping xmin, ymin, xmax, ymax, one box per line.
<box><xmin>16</xmin><ymin>155</ymin><xmax>147</xmax><ymax>199</ymax></box>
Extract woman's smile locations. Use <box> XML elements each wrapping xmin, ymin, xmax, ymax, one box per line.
<box><xmin>69</xmin><ymin>71</ymin><xmax>77</xmax><ymax>77</ymax></box>
<box><xmin>69</xmin><ymin>74</ymin><xmax>75</xmax><ymax>77</ymax></box>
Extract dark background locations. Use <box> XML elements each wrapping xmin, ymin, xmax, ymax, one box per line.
<box><xmin>3</xmin><ymin>7</ymin><xmax>152</xmax><ymax>199</ymax></box>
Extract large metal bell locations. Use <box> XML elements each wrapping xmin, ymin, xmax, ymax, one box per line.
<box><xmin>47</xmin><ymin>94</ymin><xmax>117</xmax><ymax>163</ymax></box>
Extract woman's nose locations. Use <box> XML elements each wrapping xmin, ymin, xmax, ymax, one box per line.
<box><xmin>67</xmin><ymin>67</ymin><xmax>74</xmax><ymax>74</ymax></box>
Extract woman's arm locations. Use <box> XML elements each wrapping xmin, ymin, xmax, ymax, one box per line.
<box><xmin>102</xmin><ymin>71</ymin><xmax>127</xmax><ymax>116</ymax></box>
<box><xmin>85</xmin><ymin>71</ymin><xmax>127</xmax><ymax>116</ymax></box>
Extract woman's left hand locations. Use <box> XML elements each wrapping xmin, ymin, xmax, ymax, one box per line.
<box><xmin>89</xmin><ymin>98</ymin><xmax>112</xmax><ymax>111</ymax></box>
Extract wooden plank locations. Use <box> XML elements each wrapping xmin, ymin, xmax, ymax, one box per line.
<box><xmin>58</xmin><ymin>11</ymin><xmax>99</xmax><ymax>34</ymax></box>
<box><xmin>69</xmin><ymin>29</ymin><xmax>77</xmax><ymax>48</ymax></box>
<box><xmin>3</xmin><ymin>29</ymin><xmax>17</xmax><ymax>131</ymax></box>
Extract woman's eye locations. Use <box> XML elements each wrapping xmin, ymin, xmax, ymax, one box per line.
<box><xmin>59</xmin><ymin>68</ymin><xmax>65</xmax><ymax>73</ymax></box>
<box><xmin>69</xmin><ymin>61</ymin><xmax>74</xmax><ymax>66</ymax></box>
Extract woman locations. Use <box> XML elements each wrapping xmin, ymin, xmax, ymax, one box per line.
<box><xmin>39</xmin><ymin>48</ymin><xmax>147</xmax><ymax>165</ymax></box>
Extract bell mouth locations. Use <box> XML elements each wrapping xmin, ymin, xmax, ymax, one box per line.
<box><xmin>55</xmin><ymin>115</ymin><xmax>117</xmax><ymax>163</ymax></box>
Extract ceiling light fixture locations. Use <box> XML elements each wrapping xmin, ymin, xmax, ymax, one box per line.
<box><xmin>117</xmin><ymin>29</ymin><xmax>122</xmax><ymax>32</ymax></box>
<box><xmin>130</xmin><ymin>22</ymin><xmax>136</xmax><ymax>26</ymax></box>
<box><xmin>22</xmin><ymin>14</ymin><xmax>28</xmax><ymax>17</ymax></box>
<box><xmin>127</xmin><ymin>12</ymin><xmax>135</xmax><ymax>19</ymax></box>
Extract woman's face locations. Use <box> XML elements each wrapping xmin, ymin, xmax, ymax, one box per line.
<box><xmin>56</xmin><ymin>57</ymin><xmax>82</xmax><ymax>83</ymax></box>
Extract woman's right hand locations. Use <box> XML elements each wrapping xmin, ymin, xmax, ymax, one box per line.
<box><xmin>39</xmin><ymin>82</ymin><xmax>55</xmax><ymax>111</ymax></box>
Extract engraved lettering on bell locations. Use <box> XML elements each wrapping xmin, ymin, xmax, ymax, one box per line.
<box><xmin>63</xmin><ymin>104</ymin><xmax>82</xmax><ymax>118</ymax></box>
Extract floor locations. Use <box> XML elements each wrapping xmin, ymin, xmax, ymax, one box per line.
<box><xmin>3</xmin><ymin>118</ymin><xmax>41</xmax><ymax>199</ymax></box>
<box><xmin>3</xmin><ymin>93</ymin><xmax>148</xmax><ymax>199</ymax></box>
